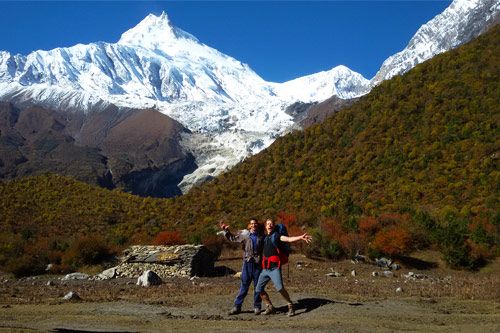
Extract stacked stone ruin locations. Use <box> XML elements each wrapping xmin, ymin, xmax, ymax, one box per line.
<box><xmin>114</xmin><ymin>244</ymin><xmax>215</xmax><ymax>278</ymax></box>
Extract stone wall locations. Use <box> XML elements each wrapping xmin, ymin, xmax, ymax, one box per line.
<box><xmin>115</xmin><ymin>244</ymin><xmax>215</xmax><ymax>278</ymax></box>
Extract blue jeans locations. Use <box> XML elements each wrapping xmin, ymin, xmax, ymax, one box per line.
<box><xmin>234</xmin><ymin>260</ymin><xmax>262</xmax><ymax>309</ymax></box>
<box><xmin>255</xmin><ymin>267</ymin><xmax>284</xmax><ymax>293</ymax></box>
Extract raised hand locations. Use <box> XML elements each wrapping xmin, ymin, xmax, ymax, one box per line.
<box><xmin>219</xmin><ymin>221</ymin><xmax>229</xmax><ymax>230</ymax></box>
<box><xmin>300</xmin><ymin>233</ymin><xmax>313</xmax><ymax>244</ymax></box>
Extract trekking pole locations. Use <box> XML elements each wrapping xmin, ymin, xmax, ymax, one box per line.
<box><xmin>287</xmin><ymin>262</ymin><xmax>290</xmax><ymax>282</ymax></box>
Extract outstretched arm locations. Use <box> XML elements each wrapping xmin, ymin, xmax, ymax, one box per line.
<box><xmin>218</xmin><ymin>222</ymin><xmax>249</xmax><ymax>243</ymax></box>
<box><xmin>280</xmin><ymin>233</ymin><xmax>312</xmax><ymax>244</ymax></box>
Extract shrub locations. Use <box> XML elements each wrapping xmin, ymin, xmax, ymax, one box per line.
<box><xmin>339</xmin><ymin>232</ymin><xmax>366</xmax><ymax>258</ymax></box>
<box><xmin>5</xmin><ymin>254</ymin><xmax>46</xmax><ymax>278</ymax></box>
<box><xmin>152</xmin><ymin>231</ymin><xmax>185</xmax><ymax>246</ymax></box>
<box><xmin>371</xmin><ymin>226</ymin><xmax>412</xmax><ymax>256</ymax></box>
<box><xmin>62</xmin><ymin>235</ymin><xmax>113</xmax><ymax>268</ymax></box>
<box><xmin>304</xmin><ymin>229</ymin><xmax>343</xmax><ymax>260</ymax></box>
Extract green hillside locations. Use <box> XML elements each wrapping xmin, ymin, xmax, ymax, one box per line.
<box><xmin>170</xmin><ymin>25</ymin><xmax>499</xmax><ymax>227</ymax></box>
<box><xmin>1</xmin><ymin>26</ymin><xmax>499</xmax><ymax>274</ymax></box>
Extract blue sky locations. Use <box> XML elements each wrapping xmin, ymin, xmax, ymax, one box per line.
<box><xmin>1</xmin><ymin>1</ymin><xmax>452</xmax><ymax>82</ymax></box>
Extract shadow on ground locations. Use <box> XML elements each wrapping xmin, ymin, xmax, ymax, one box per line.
<box><xmin>211</xmin><ymin>265</ymin><xmax>237</xmax><ymax>277</ymax></box>
<box><xmin>396</xmin><ymin>255</ymin><xmax>438</xmax><ymax>270</ymax></box>
<box><xmin>275</xmin><ymin>297</ymin><xmax>336</xmax><ymax>315</ymax></box>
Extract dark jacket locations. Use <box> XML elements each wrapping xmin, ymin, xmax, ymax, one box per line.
<box><xmin>222</xmin><ymin>229</ymin><xmax>263</xmax><ymax>263</ymax></box>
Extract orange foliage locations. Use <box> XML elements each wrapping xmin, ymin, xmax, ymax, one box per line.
<box><xmin>359</xmin><ymin>216</ymin><xmax>379</xmax><ymax>236</ymax></box>
<box><xmin>320</xmin><ymin>218</ymin><xmax>345</xmax><ymax>240</ymax></box>
<box><xmin>152</xmin><ymin>231</ymin><xmax>185</xmax><ymax>246</ymax></box>
<box><xmin>339</xmin><ymin>232</ymin><xmax>367</xmax><ymax>257</ymax></box>
<box><xmin>467</xmin><ymin>240</ymin><xmax>494</xmax><ymax>263</ymax></box>
<box><xmin>371</xmin><ymin>226</ymin><xmax>411</xmax><ymax>256</ymax></box>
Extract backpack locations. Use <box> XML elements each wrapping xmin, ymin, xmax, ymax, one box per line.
<box><xmin>271</xmin><ymin>224</ymin><xmax>291</xmax><ymax>265</ymax></box>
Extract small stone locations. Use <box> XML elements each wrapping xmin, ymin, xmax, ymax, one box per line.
<box><xmin>63</xmin><ymin>291</ymin><xmax>81</xmax><ymax>301</ymax></box>
<box><xmin>391</xmin><ymin>263</ymin><xmax>401</xmax><ymax>270</ymax></box>
<box><xmin>46</xmin><ymin>280</ymin><xmax>54</xmax><ymax>286</ymax></box>
<box><xmin>326</xmin><ymin>271</ymin><xmax>343</xmax><ymax>277</ymax></box>
<box><xmin>382</xmin><ymin>270</ymin><xmax>394</xmax><ymax>277</ymax></box>
<box><xmin>371</xmin><ymin>271</ymin><xmax>378</xmax><ymax>277</ymax></box>
<box><xmin>396</xmin><ymin>287</ymin><xmax>403</xmax><ymax>293</ymax></box>
<box><xmin>233</xmin><ymin>272</ymin><xmax>242</xmax><ymax>278</ymax></box>
<box><xmin>45</xmin><ymin>264</ymin><xmax>54</xmax><ymax>272</ymax></box>
<box><xmin>61</xmin><ymin>273</ymin><xmax>89</xmax><ymax>281</ymax></box>
<box><xmin>351</xmin><ymin>270</ymin><xmax>356</xmax><ymax>277</ymax></box>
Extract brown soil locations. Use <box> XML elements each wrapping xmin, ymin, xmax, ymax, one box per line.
<box><xmin>0</xmin><ymin>251</ymin><xmax>499</xmax><ymax>332</ymax></box>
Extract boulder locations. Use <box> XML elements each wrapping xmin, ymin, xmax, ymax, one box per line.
<box><xmin>375</xmin><ymin>257</ymin><xmax>392</xmax><ymax>268</ymax></box>
<box><xmin>95</xmin><ymin>267</ymin><xmax>117</xmax><ymax>280</ymax></box>
<box><xmin>136</xmin><ymin>270</ymin><xmax>162</xmax><ymax>287</ymax></box>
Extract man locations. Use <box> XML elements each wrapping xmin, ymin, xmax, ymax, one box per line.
<box><xmin>219</xmin><ymin>218</ymin><xmax>263</xmax><ymax>315</ymax></box>
<box><xmin>256</xmin><ymin>218</ymin><xmax>312</xmax><ymax>317</ymax></box>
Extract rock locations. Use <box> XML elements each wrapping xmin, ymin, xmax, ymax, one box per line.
<box><xmin>233</xmin><ymin>272</ymin><xmax>242</xmax><ymax>278</ymax></box>
<box><xmin>63</xmin><ymin>291</ymin><xmax>81</xmax><ymax>301</ymax></box>
<box><xmin>352</xmin><ymin>254</ymin><xmax>367</xmax><ymax>263</ymax></box>
<box><xmin>326</xmin><ymin>272</ymin><xmax>343</xmax><ymax>277</ymax></box>
<box><xmin>136</xmin><ymin>270</ymin><xmax>162</xmax><ymax>287</ymax></box>
<box><xmin>45</xmin><ymin>264</ymin><xmax>54</xmax><ymax>272</ymax></box>
<box><xmin>46</xmin><ymin>280</ymin><xmax>54</xmax><ymax>286</ymax></box>
<box><xmin>371</xmin><ymin>271</ymin><xmax>379</xmax><ymax>277</ymax></box>
<box><xmin>403</xmin><ymin>272</ymin><xmax>428</xmax><ymax>280</ymax></box>
<box><xmin>391</xmin><ymin>263</ymin><xmax>401</xmax><ymax>270</ymax></box>
<box><xmin>96</xmin><ymin>267</ymin><xmax>117</xmax><ymax>280</ymax></box>
<box><xmin>351</xmin><ymin>270</ymin><xmax>356</xmax><ymax>277</ymax></box>
<box><xmin>375</xmin><ymin>257</ymin><xmax>392</xmax><ymax>268</ymax></box>
<box><xmin>382</xmin><ymin>270</ymin><xmax>394</xmax><ymax>277</ymax></box>
<box><xmin>61</xmin><ymin>273</ymin><xmax>89</xmax><ymax>281</ymax></box>
<box><xmin>396</xmin><ymin>287</ymin><xmax>403</xmax><ymax>293</ymax></box>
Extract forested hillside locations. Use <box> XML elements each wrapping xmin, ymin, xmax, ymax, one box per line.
<box><xmin>1</xmin><ymin>26</ymin><xmax>498</xmax><ymax>274</ymax></box>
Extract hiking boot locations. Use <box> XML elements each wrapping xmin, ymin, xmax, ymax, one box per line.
<box><xmin>228</xmin><ymin>306</ymin><xmax>241</xmax><ymax>315</ymax></box>
<box><xmin>287</xmin><ymin>303</ymin><xmax>295</xmax><ymax>317</ymax></box>
<box><xmin>254</xmin><ymin>308</ymin><xmax>261</xmax><ymax>315</ymax></box>
<box><xmin>262</xmin><ymin>305</ymin><xmax>275</xmax><ymax>315</ymax></box>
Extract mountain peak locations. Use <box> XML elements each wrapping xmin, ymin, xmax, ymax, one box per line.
<box><xmin>118</xmin><ymin>11</ymin><xmax>198</xmax><ymax>49</ymax></box>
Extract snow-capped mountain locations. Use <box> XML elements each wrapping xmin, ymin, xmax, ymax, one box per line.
<box><xmin>0</xmin><ymin>11</ymin><xmax>369</xmax><ymax>193</ymax></box>
<box><xmin>371</xmin><ymin>0</ymin><xmax>500</xmax><ymax>85</ymax></box>
<box><xmin>1</xmin><ymin>0</ymin><xmax>497</xmax><ymax>195</ymax></box>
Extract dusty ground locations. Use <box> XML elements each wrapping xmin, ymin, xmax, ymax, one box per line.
<box><xmin>0</xmin><ymin>250</ymin><xmax>499</xmax><ymax>332</ymax></box>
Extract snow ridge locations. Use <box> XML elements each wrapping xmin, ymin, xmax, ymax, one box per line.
<box><xmin>371</xmin><ymin>0</ymin><xmax>500</xmax><ymax>85</ymax></box>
